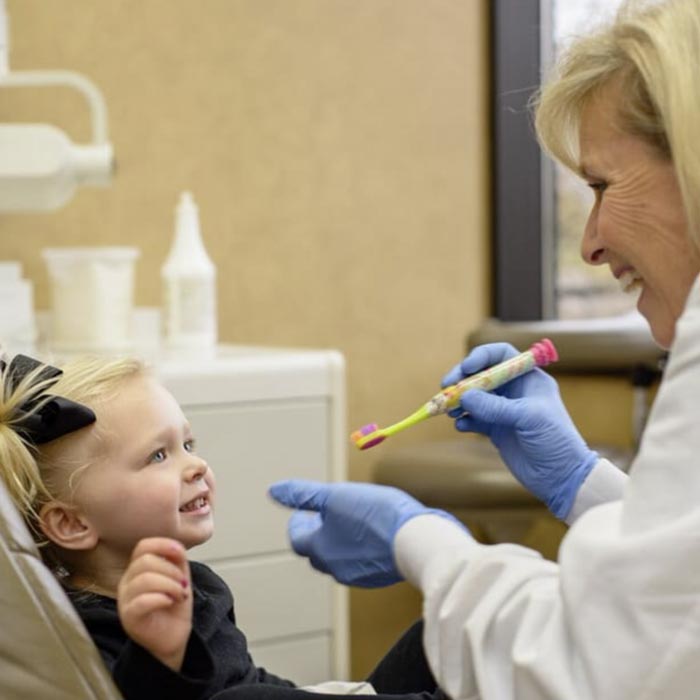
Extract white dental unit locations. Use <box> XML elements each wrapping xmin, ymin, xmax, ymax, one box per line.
<box><xmin>160</xmin><ymin>346</ymin><xmax>349</xmax><ymax>683</ymax></box>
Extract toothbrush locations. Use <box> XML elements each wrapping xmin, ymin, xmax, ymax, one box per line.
<box><xmin>351</xmin><ymin>338</ymin><xmax>558</xmax><ymax>450</ymax></box>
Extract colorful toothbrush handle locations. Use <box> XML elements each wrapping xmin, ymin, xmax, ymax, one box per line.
<box><xmin>426</xmin><ymin>338</ymin><xmax>558</xmax><ymax>416</ymax></box>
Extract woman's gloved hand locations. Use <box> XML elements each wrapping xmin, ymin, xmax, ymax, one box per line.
<box><xmin>268</xmin><ymin>480</ymin><xmax>460</xmax><ymax>587</ymax></box>
<box><xmin>443</xmin><ymin>342</ymin><xmax>599</xmax><ymax>519</ymax></box>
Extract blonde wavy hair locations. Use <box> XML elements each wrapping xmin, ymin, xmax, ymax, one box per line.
<box><xmin>534</xmin><ymin>0</ymin><xmax>700</xmax><ymax>251</ymax></box>
<box><xmin>0</xmin><ymin>355</ymin><xmax>146</xmax><ymax>558</ymax></box>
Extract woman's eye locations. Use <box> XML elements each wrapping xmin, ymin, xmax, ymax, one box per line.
<box><xmin>149</xmin><ymin>448</ymin><xmax>167</xmax><ymax>464</ymax></box>
<box><xmin>184</xmin><ymin>439</ymin><xmax>196</xmax><ymax>453</ymax></box>
<box><xmin>587</xmin><ymin>181</ymin><xmax>607</xmax><ymax>193</ymax></box>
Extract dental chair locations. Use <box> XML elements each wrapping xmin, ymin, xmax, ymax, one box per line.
<box><xmin>0</xmin><ymin>477</ymin><xmax>121</xmax><ymax>700</ymax></box>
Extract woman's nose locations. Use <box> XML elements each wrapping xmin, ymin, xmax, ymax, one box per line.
<box><xmin>580</xmin><ymin>204</ymin><xmax>607</xmax><ymax>265</ymax></box>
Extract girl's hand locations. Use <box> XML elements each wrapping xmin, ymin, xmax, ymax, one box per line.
<box><xmin>117</xmin><ymin>537</ymin><xmax>192</xmax><ymax>672</ymax></box>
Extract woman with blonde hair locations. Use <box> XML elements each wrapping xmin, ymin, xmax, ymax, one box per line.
<box><xmin>271</xmin><ymin>1</ymin><xmax>700</xmax><ymax>698</ymax></box>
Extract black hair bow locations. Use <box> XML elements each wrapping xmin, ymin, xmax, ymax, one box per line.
<box><xmin>2</xmin><ymin>354</ymin><xmax>96</xmax><ymax>445</ymax></box>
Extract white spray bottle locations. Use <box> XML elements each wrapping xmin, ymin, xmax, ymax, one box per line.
<box><xmin>161</xmin><ymin>191</ymin><xmax>217</xmax><ymax>349</ymax></box>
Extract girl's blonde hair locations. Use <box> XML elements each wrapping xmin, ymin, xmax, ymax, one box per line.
<box><xmin>535</xmin><ymin>0</ymin><xmax>700</xmax><ymax>251</ymax></box>
<box><xmin>0</xmin><ymin>355</ymin><xmax>145</xmax><ymax>556</ymax></box>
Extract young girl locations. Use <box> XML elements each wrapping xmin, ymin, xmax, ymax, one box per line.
<box><xmin>0</xmin><ymin>353</ymin><xmax>444</xmax><ymax>700</ymax></box>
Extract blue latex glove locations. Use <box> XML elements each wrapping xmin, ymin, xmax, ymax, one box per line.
<box><xmin>269</xmin><ymin>480</ymin><xmax>460</xmax><ymax>587</ymax></box>
<box><xmin>443</xmin><ymin>343</ymin><xmax>599</xmax><ymax>519</ymax></box>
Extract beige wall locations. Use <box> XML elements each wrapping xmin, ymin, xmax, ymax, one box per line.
<box><xmin>1</xmin><ymin>0</ymin><xmax>490</xmax><ymax>679</ymax></box>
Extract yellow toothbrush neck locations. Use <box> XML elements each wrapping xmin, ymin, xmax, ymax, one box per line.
<box><xmin>383</xmin><ymin>404</ymin><xmax>432</xmax><ymax>437</ymax></box>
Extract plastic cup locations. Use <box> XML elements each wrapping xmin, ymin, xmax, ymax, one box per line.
<box><xmin>42</xmin><ymin>247</ymin><xmax>140</xmax><ymax>352</ymax></box>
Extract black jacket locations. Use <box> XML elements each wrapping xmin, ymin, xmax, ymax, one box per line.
<box><xmin>67</xmin><ymin>561</ymin><xmax>295</xmax><ymax>700</ymax></box>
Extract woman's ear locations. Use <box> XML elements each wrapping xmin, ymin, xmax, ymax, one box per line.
<box><xmin>39</xmin><ymin>502</ymin><xmax>98</xmax><ymax>551</ymax></box>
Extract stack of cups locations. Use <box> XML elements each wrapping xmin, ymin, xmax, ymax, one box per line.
<box><xmin>42</xmin><ymin>247</ymin><xmax>140</xmax><ymax>352</ymax></box>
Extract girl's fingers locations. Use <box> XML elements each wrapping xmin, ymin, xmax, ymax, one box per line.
<box><xmin>121</xmin><ymin>538</ymin><xmax>190</xmax><ymax>593</ymax></box>
<box><xmin>121</xmin><ymin>570</ymin><xmax>188</xmax><ymax>603</ymax></box>
<box><xmin>130</xmin><ymin>537</ymin><xmax>187</xmax><ymax>567</ymax></box>
<box><xmin>122</xmin><ymin>552</ymin><xmax>187</xmax><ymax>587</ymax></box>
<box><xmin>121</xmin><ymin>591</ymin><xmax>179</xmax><ymax>619</ymax></box>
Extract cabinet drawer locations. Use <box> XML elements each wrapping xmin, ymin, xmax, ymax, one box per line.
<box><xmin>204</xmin><ymin>555</ymin><xmax>332</xmax><ymax>643</ymax></box>
<box><xmin>185</xmin><ymin>400</ymin><xmax>329</xmax><ymax>560</ymax></box>
<box><xmin>250</xmin><ymin>634</ymin><xmax>333</xmax><ymax>687</ymax></box>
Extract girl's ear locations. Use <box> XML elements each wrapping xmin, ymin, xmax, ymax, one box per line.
<box><xmin>39</xmin><ymin>502</ymin><xmax>98</xmax><ymax>551</ymax></box>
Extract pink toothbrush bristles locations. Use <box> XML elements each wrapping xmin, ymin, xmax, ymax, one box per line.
<box><xmin>358</xmin><ymin>434</ymin><xmax>386</xmax><ymax>450</ymax></box>
<box><xmin>350</xmin><ymin>423</ymin><xmax>385</xmax><ymax>450</ymax></box>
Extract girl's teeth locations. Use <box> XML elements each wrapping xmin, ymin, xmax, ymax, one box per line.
<box><xmin>181</xmin><ymin>497</ymin><xmax>206</xmax><ymax>512</ymax></box>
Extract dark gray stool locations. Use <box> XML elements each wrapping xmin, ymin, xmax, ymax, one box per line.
<box><xmin>374</xmin><ymin>437</ymin><xmax>544</xmax><ymax>545</ymax></box>
<box><xmin>374</xmin><ymin>437</ymin><xmax>633</xmax><ymax>554</ymax></box>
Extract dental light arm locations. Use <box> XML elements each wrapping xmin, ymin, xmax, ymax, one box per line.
<box><xmin>0</xmin><ymin>0</ymin><xmax>8</xmax><ymax>76</ymax></box>
<box><xmin>0</xmin><ymin>70</ymin><xmax>110</xmax><ymax>144</ymax></box>
<box><xmin>0</xmin><ymin>0</ymin><xmax>115</xmax><ymax>211</ymax></box>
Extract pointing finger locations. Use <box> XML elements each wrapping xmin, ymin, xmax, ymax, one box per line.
<box><xmin>269</xmin><ymin>480</ymin><xmax>331</xmax><ymax>512</ymax></box>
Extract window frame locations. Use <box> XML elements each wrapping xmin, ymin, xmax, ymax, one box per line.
<box><xmin>491</xmin><ymin>0</ymin><xmax>556</xmax><ymax>321</ymax></box>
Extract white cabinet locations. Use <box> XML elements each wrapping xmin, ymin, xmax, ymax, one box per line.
<box><xmin>157</xmin><ymin>345</ymin><xmax>348</xmax><ymax>685</ymax></box>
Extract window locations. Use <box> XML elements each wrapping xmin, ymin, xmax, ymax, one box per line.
<box><xmin>491</xmin><ymin>0</ymin><xmax>633</xmax><ymax>321</ymax></box>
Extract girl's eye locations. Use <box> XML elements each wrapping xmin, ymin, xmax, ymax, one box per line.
<box><xmin>149</xmin><ymin>448</ymin><xmax>167</xmax><ymax>464</ymax></box>
<box><xmin>184</xmin><ymin>439</ymin><xmax>196</xmax><ymax>453</ymax></box>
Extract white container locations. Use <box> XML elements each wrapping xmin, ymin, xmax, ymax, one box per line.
<box><xmin>161</xmin><ymin>191</ymin><xmax>217</xmax><ymax>348</ymax></box>
<box><xmin>42</xmin><ymin>247</ymin><xmax>139</xmax><ymax>351</ymax></box>
<box><xmin>0</xmin><ymin>261</ymin><xmax>37</xmax><ymax>352</ymax></box>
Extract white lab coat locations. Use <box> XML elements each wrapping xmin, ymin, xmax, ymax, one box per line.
<box><xmin>394</xmin><ymin>274</ymin><xmax>700</xmax><ymax>700</ymax></box>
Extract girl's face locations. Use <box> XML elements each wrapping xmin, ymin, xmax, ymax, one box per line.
<box><xmin>578</xmin><ymin>85</ymin><xmax>700</xmax><ymax>349</ymax></box>
<box><xmin>69</xmin><ymin>374</ymin><xmax>215</xmax><ymax>563</ymax></box>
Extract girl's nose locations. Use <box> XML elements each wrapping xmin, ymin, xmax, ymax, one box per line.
<box><xmin>581</xmin><ymin>204</ymin><xmax>607</xmax><ymax>266</ymax></box>
<box><xmin>184</xmin><ymin>459</ymin><xmax>208</xmax><ymax>483</ymax></box>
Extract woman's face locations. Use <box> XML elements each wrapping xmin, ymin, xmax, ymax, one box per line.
<box><xmin>578</xmin><ymin>87</ymin><xmax>700</xmax><ymax>348</ymax></box>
